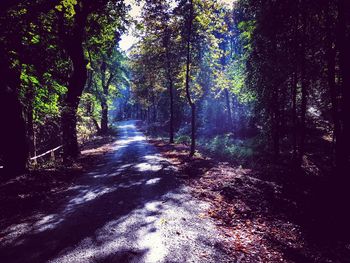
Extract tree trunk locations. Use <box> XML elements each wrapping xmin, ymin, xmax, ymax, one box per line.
<box><xmin>147</xmin><ymin>107</ymin><xmax>150</xmax><ymax>123</ymax></box>
<box><xmin>0</xmin><ymin>70</ymin><xmax>28</xmax><ymax>175</ymax></box>
<box><xmin>0</xmin><ymin>15</ymin><xmax>28</xmax><ymax>175</ymax></box>
<box><xmin>166</xmin><ymin>54</ymin><xmax>175</xmax><ymax>143</ymax></box>
<box><xmin>153</xmin><ymin>103</ymin><xmax>157</xmax><ymax>123</ymax></box>
<box><xmin>270</xmin><ymin>30</ymin><xmax>280</xmax><ymax>161</ymax></box>
<box><xmin>336</xmin><ymin>0</ymin><xmax>350</xmax><ymax>172</ymax></box>
<box><xmin>272</xmin><ymin>106</ymin><xmax>280</xmax><ymax>161</ymax></box>
<box><xmin>24</xmin><ymin>83</ymin><xmax>36</xmax><ymax>159</ymax></box>
<box><xmin>60</xmin><ymin>5</ymin><xmax>89</xmax><ymax>161</ymax></box>
<box><xmin>27</xmin><ymin>99</ymin><xmax>36</xmax><ymax>159</ymax></box>
<box><xmin>224</xmin><ymin>88</ymin><xmax>232</xmax><ymax>131</ymax></box>
<box><xmin>291</xmin><ymin>70</ymin><xmax>298</xmax><ymax>161</ymax></box>
<box><xmin>297</xmin><ymin>1</ymin><xmax>308</xmax><ymax>167</ymax></box>
<box><xmin>185</xmin><ymin>0</ymin><xmax>195</xmax><ymax>157</ymax></box>
<box><xmin>92</xmin><ymin>118</ymin><xmax>101</xmax><ymax>133</ymax></box>
<box><xmin>85</xmin><ymin>52</ymin><xmax>101</xmax><ymax>133</ymax></box>
<box><xmin>61</xmin><ymin>42</ymin><xmax>87</xmax><ymax>160</ymax></box>
<box><xmin>326</xmin><ymin>13</ymin><xmax>340</xmax><ymax>166</ymax></box>
<box><xmin>99</xmin><ymin>59</ymin><xmax>112</xmax><ymax>135</ymax></box>
<box><xmin>164</xmin><ymin>26</ymin><xmax>175</xmax><ymax>143</ymax></box>
<box><xmin>100</xmin><ymin>101</ymin><xmax>108</xmax><ymax>134</ymax></box>
<box><xmin>232</xmin><ymin>95</ymin><xmax>237</xmax><ymax>135</ymax></box>
<box><xmin>169</xmin><ymin>82</ymin><xmax>175</xmax><ymax>144</ymax></box>
<box><xmin>190</xmin><ymin>104</ymin><xmax>196</xmax><ymax>155</ymax></box>
<box><xmin>298</xmin><ymin>73</ymin><xmax>307</xmax><ymax>167</ymax></box>
<box><xmin>292</xmin><ymin>7</ymin><xmax>299</xmax><ymax>163</ymax></box>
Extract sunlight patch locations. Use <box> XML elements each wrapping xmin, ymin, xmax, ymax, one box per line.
<box><xmin>138</xmin><ymin>230</ymin><xmax>167</xmax><ymax>262</ymax></box>
<box><xmin>117</xmin><ymin>135</ymin><xmax>145</xmax><ymax>145</ymax></box>
<box><xmin>35</xmin><ymin>214</ymin><xmax>63</xmax><ymax>232</ymax></box>
<box><xmin>0</xmin><ymin>223</ymin><xmax>31</xmax><ymax>245</ymax></box>
<box><xmin>118</xmin><ymin>124</ymin><xmax>136</xmax><ymax>129</ymax></box>
<box><xmin>143</xmin><ymin>154</ymin><xmax>167</xmax><ymax>162</ymax></box>
<box><xmin>135</xmin><ymin>162</ymin><xmax>162</xmax><ymax>172</ymax></box>
<box><xmin>64</xmin><ymin>187</ymin><xmax>115</xmax><ymax>212</ymax></box>
<box><xmin>145</xmin><ymin>178</ymin><xmax>161</xmax><ymax>185</ymax></box>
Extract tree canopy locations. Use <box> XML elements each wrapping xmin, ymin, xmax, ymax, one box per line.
<box><xmin>0</xmin><ymin>0</ymin><xmax>349</xmax><ymax>184</ymax></box>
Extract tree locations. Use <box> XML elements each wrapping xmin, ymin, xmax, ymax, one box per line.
<box><xmin>135</xmin><ymin>0</ymin><xmax>180</xmax><ymax>142</ymax></box>
<box><xmin>0</xmin><ymin>0</ymin><xmax>62</xmax><ymax>174</ymax></box>
<box><xmin>57</xmin><ymin>0</ymin><xmax>126</xmax><ymax>161</ymax></box>
<box><xmin>177</xmin><ymin>0</ymin><xmax>224</xmax><ymax>156</ymax></box>
<box><xmin>0</xmin><ymin>0</ymin><xmax>128</xmax><ymax>173</ymax></box>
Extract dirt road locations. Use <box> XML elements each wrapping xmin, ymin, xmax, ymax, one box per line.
<box><xmin>0</xmin><ymin>120</ymin><xmax>230</xmax><ymax>263</ymax></box>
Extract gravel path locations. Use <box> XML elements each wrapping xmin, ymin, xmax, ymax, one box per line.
<box><xmin>0</xmin><ymin>120</ymin><xmax>230</xmax><ymax>263</ymax></box>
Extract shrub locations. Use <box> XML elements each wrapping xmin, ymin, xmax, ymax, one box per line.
<box><xmin>200</xmin><ymin>134</ymin><xmax>256</xmax><ymax>161</ymax></box>
<box><xmin>175</xmin><ymin>135</ymin><xmax>191</xmax><ymax>145</ymax></box>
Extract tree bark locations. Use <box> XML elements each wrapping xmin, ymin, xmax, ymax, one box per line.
<box><xmin>85</xmin><ymin>52</ymin><xmax>101</xmax><ymax>133</ymax></box>
<box><xmin>100</xmin><ymin>60</ymin><xmax>110</xmax><ymax>134</ymax></box>
<box><xmin>291</xmin><ymin>6</ymin><xmax>299</xmax><ymax>163</ymax></box>
<box><xmin>0</xmin><ymin>68</ymin><xmax>28</xmax><ymax>175</ymax></box>
<box><xmin>60</xmin><ymin>0</ymin><xmax>112</xmax><ymax>160</ymax></box>
<box><xmin>326</xmin><ymin>9</ymin><xmax>340</xmax><ymax>166</ymax></box>
<box><xmin>27</xmin><ymin>94</ymin><xmax>36</xmax><ymax>159</ymax></box>
<box><xmin>185</xmin><ymin>0</ymin><xmax>196</xmax><ymax>157</ymax></box>
<box><xmin>60</xmin><ymin>6</ymin><xmax>89</xmax><ymax>161</ymax></box>
<box><xmin>270</xmin><ymin>26</ymin><xmax>280</xmax><ymax>161</ymax></box>
<box><xmin>224</xmin><ymin>88</ymin><xmax>232</xmax><ymax>131</ymax></box>
<box><xmin>296</xmin><ymin>0</ymin><xmax>308</xmax><ymax>167</ymax></box>
<box><xmin>101</xmin><ymin>101</ymin><xmax>108</xmax><ymax>133</ymax></box>
<box><xmin>169</xmin><ymin>81</ymin><xmax>175</xmax><ymax>143</ymax></box>
<box><xmin>165</xmin><ymin>33</ymin><xmax>175</xmax><ymax>143</ymax></box>
<box><xmin>336</xmin><ymin>0</ymin><xmax>350</xmax><ymax>172</ymax></box>
<box><xmin>272</xmin><ymin>103</ymin><xmax>280</xmax><ymax>161</ymax></box>
<box><xmin>291</xmin><ymin>70</ymin><xmax>298</xmax><ymax>161</ymax></box>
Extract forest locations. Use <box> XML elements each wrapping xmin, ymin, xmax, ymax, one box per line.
<box><xmin>0</xmin><ymin>0</ymin><xmax>350</xmax><ymax>262</ymax></box>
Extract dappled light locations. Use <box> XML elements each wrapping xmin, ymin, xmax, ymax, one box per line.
<box><xmin>0</xmin><ymin>121</ymin><xmax>229</xmax><ymax>262</ymax></box>
<box><xmin>1</xmin><ymin>0</ymin><xmax>350</xmax><ymax>262</ymax></box>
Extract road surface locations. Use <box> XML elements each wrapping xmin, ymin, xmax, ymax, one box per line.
<box><xmin>0</xmin><ymin>120</ymin><xmax>230</xmax><ymax>263</ymax></box>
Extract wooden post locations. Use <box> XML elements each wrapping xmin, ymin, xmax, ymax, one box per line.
<box><xmin>50</xmin><ymin>150</ymin><xmax>55</xmax><ymax>162</ymax></box>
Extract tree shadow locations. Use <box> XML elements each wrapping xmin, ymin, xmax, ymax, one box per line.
<box><xmin>0</xmin><ymin>121</ymin><xmax>224</xmax><ymax>263</ymax></box>
<box><xmin>95</xmin><ymin>248</ymin><xmax>149</xmax><ymax>263</ymax></box>
<box><xmin>218</xmin><ymin>162</ymin><xmax>350</xmax><ymax>262</ymax></box>
<box><xmin>0</xmin><ymin>129</ymin><xmax>176</xmax><ymax>262</ymax></box>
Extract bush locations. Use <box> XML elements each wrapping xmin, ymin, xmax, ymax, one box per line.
<box><xmin>175</xmin><ymin>135</ymin><xmax>191</xmax><ymax>145</ymax></box>
<box><xmin>199</xmin><ymin>134</ymin><xmax>256</xmax><ymax>161</ymax></box>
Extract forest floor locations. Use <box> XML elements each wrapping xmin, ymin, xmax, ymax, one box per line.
<box><xmin>147</xmin><ymin>137</ymin><xmax>350</xmax><ymax>263</ymax></box>
<box><xmin>1</xmin><ymin>121</ymin><xmax>350</xmax><ymax>263</ymax></box>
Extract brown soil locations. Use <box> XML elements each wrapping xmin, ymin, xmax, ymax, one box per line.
<box><xmin>149</xmin><ymin>138</ymin><xmax>350</xmax><ymax>263</ymax></box>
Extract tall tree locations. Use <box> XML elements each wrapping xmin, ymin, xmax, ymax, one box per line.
<box><xmin>184</xmin><ymin>0</ymin><xmax>196</xmax><ymax>156</ymax></box>
<box><xmin>58</xmin><ymin>0</ymin><xmax>126</xmax><ymax>160</ymax></box>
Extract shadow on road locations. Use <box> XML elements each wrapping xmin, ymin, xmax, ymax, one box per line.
<box><xmin>0</xmin><ymin>121</ymin><xmax>215</xmax><ymax>263</ymax></box>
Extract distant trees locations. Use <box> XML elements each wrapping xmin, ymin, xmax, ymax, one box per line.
<box><xmin>86</xmin><ymin>11</ymin><xmax>128</xmax><ymax>135</ymax></box>
<box><xmin>131</xmin><ymin>0</ymin><xmax>231</xmax><ymax>156</ymax></box>
<box><xmin>1</xmin><ymin>0</ymin><xmax>349</xmax><ymax>176</ymax></box>
<box><xmin>238</xmin><ymin>0</ymin><xmax>350</xmax><ymax>171</ymax></box>
<box><xmin>129</xmin><ymin>0</ymin><xmax>349</xmax><ymax>173</ymax></box>
<box><xmin>131</xmin><ymin>0</ymin><xmax>180</xmax><ymax>143</ymax></box>
<box><xmin>88</xmin><ymin>49</ymin><xmax>127</xmax><ymax>135</ymax></box>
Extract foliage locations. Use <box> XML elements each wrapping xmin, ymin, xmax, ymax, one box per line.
<box><xmin>200</xmin><ymin>134</ymin><xmax>255</xmax><ymax>161</ymax></box>
<box><xmin>1</xmin><ymin>0</ymin><xmax>349</xmax><ymax>174</ymax></box>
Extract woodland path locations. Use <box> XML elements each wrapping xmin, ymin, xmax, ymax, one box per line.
<box><xmin>0</xmin><ymin>120</ymin><xmax>230</xmax><ymax>263</ymax></box>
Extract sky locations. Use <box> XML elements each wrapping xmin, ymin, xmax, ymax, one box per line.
<box><xmin>119</xmin><ymin>0</ymin><xmax>235</xmax><ymax>52</ymax></box>
<box><xmin>119</xmin><ymin>0</ymin><xmax>142</xmax><ymax>52</ymax></box>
